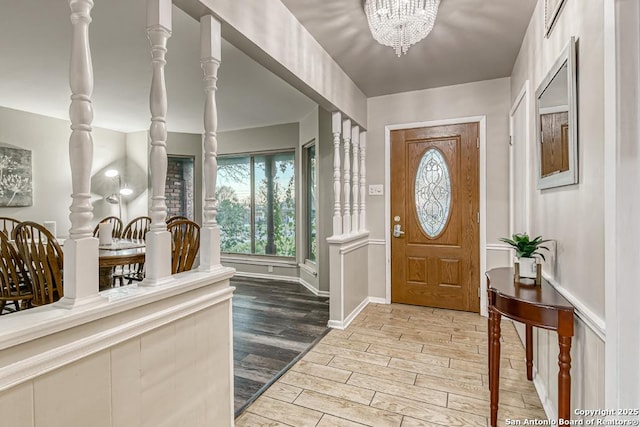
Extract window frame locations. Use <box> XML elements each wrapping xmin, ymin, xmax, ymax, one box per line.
<box><xmin>303</xmin><ymin>140</ymin><xmax>317</xmax><ymax>264</ymax></box>
<box><xmin>217</xmin><ymin>148</ymin><xmax>296</xmax><ymax>259</ymax></box>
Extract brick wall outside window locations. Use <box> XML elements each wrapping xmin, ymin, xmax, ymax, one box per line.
<box><xmin>165</xmin><ymin>156</ymin><xmax>194</xmax><ymax>220</ymax></box>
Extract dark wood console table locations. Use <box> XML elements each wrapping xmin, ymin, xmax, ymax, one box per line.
<box><xmin>486</xmin><ymin>267</ymin><xmax>575</xmax><ymax>426</ymax></box>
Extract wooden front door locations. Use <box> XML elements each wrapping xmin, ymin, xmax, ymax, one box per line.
<box><xmin>391</xmin><ymin>123</ymin><xmax>480</xmax><ymax>312</ymax></box>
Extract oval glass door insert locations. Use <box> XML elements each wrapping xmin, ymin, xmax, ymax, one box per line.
<box><xmin>415</xmin><ymin>148</ymin><xmax>451</xmax><ymax>238</ymax></box>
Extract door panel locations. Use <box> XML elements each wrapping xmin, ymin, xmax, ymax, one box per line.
<box><xmin>391</xmin><ymin>123</ymin><xmax>480</xmax><ymax>312</ymax></box>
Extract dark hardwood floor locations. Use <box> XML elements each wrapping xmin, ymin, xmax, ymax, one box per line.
<box><xmin>231</xmin><ymin>277</ymin><xmax>329</xmax><ymax>416</ymax></box>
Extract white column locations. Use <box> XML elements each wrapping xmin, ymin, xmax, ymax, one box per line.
<box><xmin>351</xmin><ymin>125</ymin><xmax>360</xmax><ymax>232</ymax></box>
<box><xmin>144</xmin><ymin>0</ymin><xmax>172</xmax><ymax>284</ymax></box>
<box><xmin>342</xmin><ymin>119</ymin><xmax>352</xmax><ymax>234</ymax></box>
<box><xmin>331</xmin><ymin>112</ymin><xmax>342</xmax><ymax>235</ymax></box>
<box><xmin>199</xmin><ymin>15</ymin><xmax>222</xmax><ymax>271</ymax></box>
<box><xmin>58</xmin><ymin>0</ymin><xmax>100</xmax><ymax>309</ymax></box>
<box><xmin>359</xmin><ymin>131</ymin><xmax>367</xmax><ymax>231</ymax></box>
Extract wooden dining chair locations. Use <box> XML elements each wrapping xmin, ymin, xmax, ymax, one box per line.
<box><xmin>167</xmin><ymin>219</ymin><xmax>200</xmax><ymax>274</ymax></box>
<box><xmin>92</xmin><ymin>216</ymin><xmax>123</xmax><ymax>239</ymax></box>
<box><xmin>166</xmin><ymin>215</ymin><xmax>188</xmax><ymax>225</ymax></box>
<box><xmin>0</xmin><ymin>232</ymin><xmax>33</xmax><ymax>314</ymax></box>
<box><xmin>14</xmin><ymin>221</ymin><xmax>63</xmax><ymax>307</ymax></box>
<box><xmin>120</xmin><ymin>216</ymin><xmax>151</xmax><ymax>284</ymax></box>
<box><xmin>0</xmin><ymin>217</ymin><xmax>21</xmax><ymax>239</ymax></box>
<box><xmin>122</xmin><ymin>216</ymin><xmax>151</xmax><ymax>240</ymax></box>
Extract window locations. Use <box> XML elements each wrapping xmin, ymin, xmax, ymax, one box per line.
<box><xmin>216</xmin><ymin>152</ymin><xmax>295</xmax><ymax>257</ymax></box>
<box><xmin>305</xmin><ymin>143</ymin><xmax>317</xmax><ymax>262</ymax></box>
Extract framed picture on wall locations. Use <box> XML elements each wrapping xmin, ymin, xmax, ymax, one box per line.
<box><xmin>0</xmin><ymin>146</ymin><xmax>33</xmax><ymax>207</ymax></box>
<box><xmin>545</xmin><ymin>0</ymin><xmax>567</xmax><ymax>37</ymax></box>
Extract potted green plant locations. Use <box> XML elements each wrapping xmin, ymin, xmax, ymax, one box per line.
<box><xmin>499</xmin><ymin>233</ymin><xmax>550</xmax><ymax>280</ymax></box>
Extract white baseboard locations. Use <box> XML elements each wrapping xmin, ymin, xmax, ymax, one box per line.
<box><xmin>233</xmin><ymin>271</ymin><xmax>329</xmax><ymax>298</ymax></box>
<box><xmin>233</xmin><ymin>271</ymin><xmax>299</xmax><ymax>283</ymax></box>
<box><xmin>328</xmin><ymin>297</ymin><xmax>387</xmax><ymax>330</ymax></box>
<box><xmin>299</xmin><ymin>277</ymin><xmax>329</xmax><ymax>298</ymax></box>
<box><xmin>532</xmin><ymin>367</ymin><xmax>557</xmax><ymax>421</ymax></box>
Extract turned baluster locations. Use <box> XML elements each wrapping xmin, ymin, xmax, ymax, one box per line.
<box><xmin>332</xmin><ymin>112</ymin><xmax>342</xmax><ymax>235</ymax></box>
<box><xmin>199</xmin><ymin>15</ymin><xmax>222</xmax><ymax>271</ymax></box>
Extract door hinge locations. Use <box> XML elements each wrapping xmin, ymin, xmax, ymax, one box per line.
<box><xmin>476</xmin><ymin>137</ymin><xmax>479</xmax><ymax>149</ymax></box>
<box><xmin>509</xmin><ymin>135</ymin><xmax>513</xmax><ymax>146</ymax></box>
<box><xmin>477</xmin><ymin>212</ymin><xmax>480</xmax><ymax>223</ymax></box>
<box><xmin>478</xmin><ymin>288</ymin><xmax>481</xmax><ymax>297</ymax></box>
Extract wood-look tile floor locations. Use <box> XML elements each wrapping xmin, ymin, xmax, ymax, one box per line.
<box><xmin>236</xmin><ymin>303</ymin><xmax>546</xmax><ymax>427</ymax></box>
<box><xmin>232</xmin><ymin>278</ymin><xmax>329</xmax><ymax>415</ymax></box>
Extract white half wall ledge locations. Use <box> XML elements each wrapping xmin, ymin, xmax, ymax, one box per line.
<box><xmin>326</xmin><ymin>231</ymin><xmax>370</xmax><ymax>245</ymax></box>
<box><xmin>0</xmin><ymin>268</ymin><xmax>236</xmax><ymax>352</ymax></box>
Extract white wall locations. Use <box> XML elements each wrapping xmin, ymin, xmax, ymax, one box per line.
<box><xmin>0</xmin><ymin>106</ymin><xmax>127</xmax><ymax>237</ymax></box>
<box><xmin>510</xmin><ymin>0</ymin><xmax>606</xmax><ymax>416</ymax></box>
<box><xmin>125</xmin><ymin>130</ymin><xmax>150</xmax><ymax>222</ymax></box>
<box><xmin>217</xmin><ymin>123</ymin><xmax>302</xmax><ymax>279</ymax></box>
<box><xmin>217</xmin><ymin>122</ymin><xmax>298</xmax><ymax>155</ymax></box>
<box><xmin>0</xmin><ymin>271</ymin><xmax>235</xmax><ymax>427</ymax></box>
<box><xmin>366</xmin><ymin>78</ymin><xmax>513</xmax><ymax>300</ymax></box>
<box><xmin>180</xmin><ymin>0</ymin><xmax>367</xmax><ymax>127</ymax></box>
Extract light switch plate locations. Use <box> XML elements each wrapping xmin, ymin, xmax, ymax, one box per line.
<box><xmin>368</xmin><ymin>184</ymin><xmax>384</xmax><ymax>196</ymax></box>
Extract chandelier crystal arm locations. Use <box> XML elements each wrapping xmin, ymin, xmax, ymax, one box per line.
<box><xmin>364</xmin><ymin>0</ymin><xmax>440</xmax><ymax>56</ymax></box>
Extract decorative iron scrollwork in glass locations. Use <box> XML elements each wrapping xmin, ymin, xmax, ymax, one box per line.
<box><xmin>415</xmin><ymin>148</ymin><xmax>451</xmax><ymax>238</ymax></box>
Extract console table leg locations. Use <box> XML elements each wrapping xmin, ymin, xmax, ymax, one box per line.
<box><xmin>490</xmin><ymin>311</ymin><xmax>501</xmax><ymax>427</ymax></box>
<box><xmin>558</xmin><ymin>335</ymin><xmax>572</xmax><ymax>422</ymax></box>
<box><xmin>488</xmin><ymin>309</ymin><xmax>494</xmax><ymax>390</ymax></box>
<box><xmin>526</xmin><ymin>325</ymin><xmax>533</xmax><ymax>380</ymax></box>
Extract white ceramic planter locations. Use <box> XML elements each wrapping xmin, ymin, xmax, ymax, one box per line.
<box><xmin>518</xmin><ymin>257</ymin><xmax>537</xmax><ymax>279</ymax></box>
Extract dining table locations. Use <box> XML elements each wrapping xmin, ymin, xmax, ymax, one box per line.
<box><xmin>98</xmin><ymin>239</ymin><xmax>145</xmax><ymax>290</ymax></box>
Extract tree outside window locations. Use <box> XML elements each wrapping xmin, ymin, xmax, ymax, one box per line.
<box><xmin>216</xmin><ymin>152</ymin><xmax>295</xmax><ymax>257</ymax></box>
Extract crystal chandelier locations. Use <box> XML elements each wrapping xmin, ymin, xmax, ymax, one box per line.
<box><xmin>364</xmin><ymin>0</ymin><xmax>440</xmax><ymax>56</ymax></box>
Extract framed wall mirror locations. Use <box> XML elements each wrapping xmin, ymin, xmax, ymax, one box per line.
<box><xmin>535</xmin><ymin>37</ymin><xmax>578</xmax><ymax>189</ymax></box>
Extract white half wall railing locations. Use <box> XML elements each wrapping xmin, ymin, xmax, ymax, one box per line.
<box><xmin>359</xmin><ymin>130</ymin><xmax>367</xmax><ymax>231</ymax></box>
<box><xmin>342</xmin><ymin>118</ymin><xmax>352</xmax><ymax>234</ymax></box>
<box><xmin>199</xmin><ymin>15</ymin><xmax>222</xmax><ymax>272</ymax></box>
<box><xmin>351</xmin><ymin>125</ymin><xmax>360</xmax><ymax>232</ymax></box>
<box><xmin>332</xmin><ymin>112</ymin><xmax>342</xmax><ymax>236</ymax></box>
<box><xmin>0</xmin><ymin>2</ymin><xmax>237</xmax><ymax>425</ymax></box>
<box><xmin>144</xmin><ymin>0</ymin><xmax>172</xmax><ymax>285</ymax></box>
<box><xmin>59</xmin><ymin>0</ymin><xmax>101</xmax><ymax>309</ymax></box>
<box><xmin>330</xmin><ymin>114</ymin><xmax>368</xmax><ymax>238</ymax></box>
<box><xmin>327</xmin><ymin>112</ymin><xmax>371</xmax><ymax>328</ymax></box>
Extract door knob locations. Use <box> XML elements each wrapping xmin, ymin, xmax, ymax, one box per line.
<box><xmin>393</xmin><ymin>224</ymin><xmax>405</xmax><ymax>238</ymax></box>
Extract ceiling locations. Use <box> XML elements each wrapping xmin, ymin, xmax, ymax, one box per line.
<box><xmin>279</xmin><ymin>0</ymin><xmax>537</xmax><ymax>97</ymax></box>
<box><xmin>0</xmin><ymin>0</ymin><xmax>317</xmax><ymax>133</ymax></box>
<box><xmin>0</xmin><ymin>0</ymin><xmax>538</xmax><ymax>133</ymax></box>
